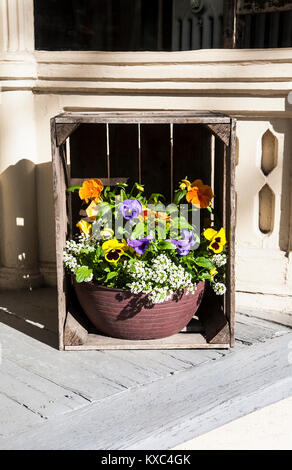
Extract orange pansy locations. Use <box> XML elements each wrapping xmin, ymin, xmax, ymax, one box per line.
<box><xmin>186</xmin><ymin>179</ymin><xmax>214</xmax><ymax>209</ymax></box>
<box><xmin>79</xmin><ymin>179</ymin><xmax>104</xmax><ymax>203</ymax></box>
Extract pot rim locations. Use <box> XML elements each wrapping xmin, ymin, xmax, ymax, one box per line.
<box><xmin>74</xmin><ymin>279</ymin><xmax>205</xmax><ymax>295</ymax></box>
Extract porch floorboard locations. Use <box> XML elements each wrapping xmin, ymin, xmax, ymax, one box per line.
<box><xmin>0</xmin><ymin>287</ymin><xmax>291</xmax><ymax>449</ymax></box>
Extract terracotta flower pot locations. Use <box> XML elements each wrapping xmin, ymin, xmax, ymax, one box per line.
<box><xmin>74</xmin><ymin>281</ymin><xmax>205</xmax><ymax>340</ymax></box>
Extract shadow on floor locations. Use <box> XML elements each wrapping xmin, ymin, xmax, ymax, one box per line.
<box><xmin>0</xmin><ymin>287</ymin><xmax>58</xmax><ymax>348</ymax></box>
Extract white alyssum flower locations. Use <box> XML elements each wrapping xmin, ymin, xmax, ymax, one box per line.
<box><xmin>124</xmin><ymin>254</ymin><xmax>196</xmax><ymax>304</ymax></box>
<box><xmin>84</xmin><ymin>273</ymin><xmax>93</xmax><ymax>282</ymax></box>
<box><xmin>63</xmin><ymin>234</ymin><xmax>96</xmax><ymax>274</ymax></box>
<box><xmin>213</xmin><ymin>282</ymin><xmax>226</xmax><ymax>296</ymax></box>
<box><xmin>63</xmin><ymin>252</ymin><xmax>79</xmax><ymax>273</ymax></box>
<box><xmin>211</xmin><ymin>253</ymin><xmax>227</xmax><ymax>267</ymax></box>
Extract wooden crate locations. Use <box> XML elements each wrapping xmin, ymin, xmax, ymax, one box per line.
<box><xmin>51</xmin><ymin>111</ymin><xmax>236</xmax><ymax>350</ymax></box>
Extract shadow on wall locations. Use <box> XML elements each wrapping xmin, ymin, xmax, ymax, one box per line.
<box><xmin>35</xmin><ymin>161</ymin><xmax>57</xmax><ymax>285</ymax></box>
<box><xmin>0</xmin><ymin>159</ymin><xmax>56</xmax><ymax>290</ymax></box>
<box><xmin>0</xmin><ymin>159</ymin><xmax>58</xmax><ymax>347</ymax></box>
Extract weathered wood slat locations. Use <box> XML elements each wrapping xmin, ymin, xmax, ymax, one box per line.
<box><xmin>55</xmin><ymin>111</ymin><xmax>231</xmax><ymax>125</ymax></box>
<box><xmin>236</xmin><ymin>311</ymin><xmax>291</xmax><ymax>331</ymax></box>
<box><xmin>0</xmin><ymin>360</ymin><xmax>88</xmax><ymax>425</ymax></box>
<box><xmin>70</xmin><ymin>177</ymin><xmax>128</xmax><ymax>186</ymax></box>
<box><xmin>237</xmin><ymin>308</ymin><xmax>292</xmax><ymax>328</ymax></box>
<box><xmin>0</xmin><ymin>284</ymin><xmax>290</xmax><ymax>447</ymax></box>
<box><xmin>0</xmin><ymin>319</ymin><xmax>225</xmax><ymax>400</ymax></box>
<box><xmin>160</xmin><ymin>349</ymin><xmax>227</xmax><ymax>367</ymax></box>
<box><xmin>1</xmin><ymin>333</ymin><xmax>291</xmax><ymax>450</ymax></box>
<box><xmin>65</xmin><ymin>332</ymin><xmax>229</xmax><ymax>350</ymax></box>
<box><xmin>235</xmin><ymin>314</ymin><xmax>289</xmax><ymax>345</ymax></box>
<box><xmin>64</xmin><ymin>311</ymin><xmax>88</xmax><ymax>346</ymax></box>
<box><xmin>0</xmin><ymin>323</ymin><xmax>126</xmax><ymax>402</ymax></box>
<box><xmin>51</xmin><ymin>119</ymin><xmax>67</xmax><ymax>350</ymax></box>
<box><xmin>226</xmin><ymin>118</ymin><xmax>237</xmax><ymax>346</ymax></box>
<box><xmin>0</xmin><ymin>393</ymin><xmax>43</xmax><ymax>439</ymax></box>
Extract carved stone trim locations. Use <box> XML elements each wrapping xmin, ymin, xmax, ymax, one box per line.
<box><xmin>0</xmin><ymin>0</ymin><xmax>34</xmax><ymax>52</ymax></box>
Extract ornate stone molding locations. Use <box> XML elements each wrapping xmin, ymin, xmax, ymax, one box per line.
<box><xmin>0</xmin><ymin>0</ymin><xmax>34</xmax><ymax>52</ymax></box>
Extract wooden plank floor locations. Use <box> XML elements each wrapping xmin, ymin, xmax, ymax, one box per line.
<box><xmin>0</xmin><ymin>287</ymin><xmax>291</xmax><ymax>449</ymax></box>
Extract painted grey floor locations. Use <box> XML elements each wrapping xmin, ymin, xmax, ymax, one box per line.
<box><xmin>0</xmin><ymin>287</ymin><xmax>291</xmax><ymax>450</ymax></box>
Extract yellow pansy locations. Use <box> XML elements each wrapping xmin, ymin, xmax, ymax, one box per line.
<box><xmin>136</xmin><ymin>183</ymin><xmax>144</xmax><ymax>192</ymax></box>
<box><xmin>76</xmin><ymin>219</ymin><xmax>92</xmax><ymax>235</ymax></box>
<box><xmin>210</xmin><ymin>267</ymin><xmax>218</xmax><ymax>278</ymax></box>
<box><xmin>179</xmin><ymin>179</ymin><xmax>191</xmax><ymax>190</ymax></box>
<box><xmin>86</xmin><ymin>200</ymin><xmax>99</xmax><ymax>219</ymax></box>
<box><xmin>204</xmin><ymin>227</ymin><xmax>226</xmax><ymax>254</ymax></box>
<box><xmin>104</xmin><ymin>248</ymin><xmax>124</xmax><ymax>263</ymax></box>
<box><xmin>102</xmin><ymin>238</ymin><xmax>126</xmax><ymax>263</ymax></box>
<box><xmin>100</xmin><ymin>228</ymin><xmax>114</xmax><ymax>240</ymax></box>
<box><xmin>102</xmin><ymin>239</ymin><xmax>126</xmax><ymax>251</ymax></box>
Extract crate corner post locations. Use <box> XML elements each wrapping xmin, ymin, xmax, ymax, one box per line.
<box><xmin>51</xmin><ymin>116</ymin><xmax>70</xmax><ymax>350</ymax></box>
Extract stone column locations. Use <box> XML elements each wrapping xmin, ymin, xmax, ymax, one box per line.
<box><xmin>0</xmin><ymin>0</ymin><xmax>34</xmax><ymax>52</ymax></box>
<box><xmin>0</xmin><ymin>0</ymin><xmax>42</xmax><ymax>289</ymax></box>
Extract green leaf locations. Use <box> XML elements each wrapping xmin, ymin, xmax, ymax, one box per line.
<box><xmin>149</xmin><ymin>193</ymin><xmax>165</xmax><ymax>203</ymax></box>
<box><xmin>158</xmin><ymin>240</ymin><xmax>176</xmax><ymax>250</ymax></box>
<box><xmin>173</xmin><ymin>189</ymin><xmax>186</xmax><ymax>205</ymax></box>
<box><xmin>79</xmin><ymin>248</ymin><xmax>91</xmax><ymax>254</ymax></box>
<box><xmin>95</xmin><ymin>245</ymin><xmax>102</xmax><ymax>259</ymax></box>
<box><xmin>198</xmin><ymin>272</ymin><xmax>212</xmax><ymax>280</ymax></box>
<box><xmin>120</xmin><ymin>189</ymin><xmax>127</xmax><ymax>202</ymax></box>
<box><xmin>106</xmin><ymin>271</ymin><xmax>118</xmax><ymax>281</ymax></box>
<box><xmin>67</xmin><ymin>185</ymin><xmax>81</xmax><ymax>193</ymax></box>
<box><xmin>103</xmin><ymin>186</ymin><xmax>110</xmax><ymax>198</ymax></box>
<box><xmin>170</xmin><ymin>216</ymin><xmax>193</xmax><ymax>230</ymax></box>
<box><xmin>75</xmin><ymin>266</ymin><xmax>93</xmax><ymax>283</ymax></box>
<box><xmin>96</xmin><ymin>202</ymin><xmax>112</xmax><ymax>219</ymax></box>
<box><xmin>194</xmin><ymin>257</ymin><xmax>214</xmax><ymax>269</ymax></box>
<box><xmin>167</xmin><ymin>205</ymin><xmax>179</xmax><ymax>214</ymax></box>
<box><xmin>156</xmin><ymin>223</ymin><xmax>166</xmax><ymax>240</ymax></box>
<box><xmin>131</xmin><ymin>221</ymin><xmax>145</xmax><ymax>239</ymax></box>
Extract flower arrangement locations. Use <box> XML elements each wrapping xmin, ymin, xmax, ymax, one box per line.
<box><xmin>64</xmin><ymin>178</ymin><xmax>227</xmax><ymax>304</ymax></box>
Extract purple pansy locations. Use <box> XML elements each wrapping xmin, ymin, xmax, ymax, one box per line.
<box><xmin>169</xmin><ymin>229</ymin><xmax>196</xmax><ymax>256</ymax></box>
<box><xmin>127</xmin><ymin>236</ymin><xmax>155</xmax><ymax>255</ymax></box>
<box><xmin>120</xmin><ymin>199</ymin><xmax>142</xmax><ymax>220</ymax></box>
